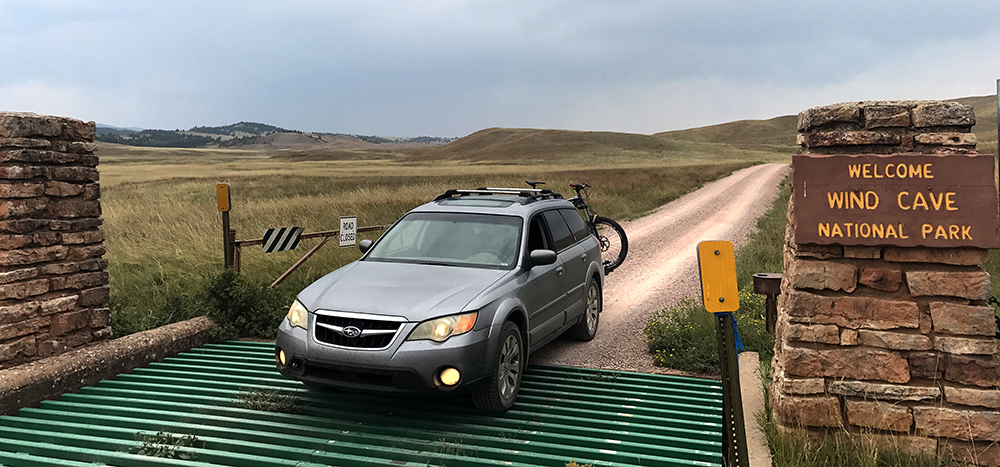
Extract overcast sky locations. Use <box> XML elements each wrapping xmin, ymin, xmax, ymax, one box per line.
<box><xmin>2</xmin><ymin>1</ymin><xmax>999</xmax><ymax>137</ymax></box>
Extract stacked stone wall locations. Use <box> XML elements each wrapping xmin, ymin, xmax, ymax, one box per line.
<box><xmin>773</xmin><ymin>101</ymin><xmax>1000</xmax><ymax>466</ymax></box>
<box><xmin>0</xmin><ymin>112</ymin><xmax>109</xmax><ymax>370</ymax></box>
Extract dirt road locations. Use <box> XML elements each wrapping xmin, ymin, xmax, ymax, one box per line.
<box><xmin>529</xmin><ymin>163</ymin><xmax>790</xmax><ymax>374</ymax></box>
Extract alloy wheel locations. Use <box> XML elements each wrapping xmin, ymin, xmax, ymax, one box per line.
<box><xmin>497</xmin><ymin>334</ymin><xmax>521</xmax><ymax>401</ymax></box>
<box><xmin>586</xmin><ymin>283</ymin><xmax>600</xmax><ymax>334</ymax></box>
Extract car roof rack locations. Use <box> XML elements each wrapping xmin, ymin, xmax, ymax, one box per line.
<box><xmin>432</xmin><ymin>187</ymin><xmax>564</xmax><ymax>204</ymax></box>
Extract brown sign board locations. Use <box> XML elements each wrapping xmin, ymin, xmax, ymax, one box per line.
<box><xmin>793</xmin><ymin>153</ymin><xmax>1000</xmax><ymax>248</ymax></box>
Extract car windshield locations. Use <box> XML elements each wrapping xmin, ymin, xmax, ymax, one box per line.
<box><xmin>365</xmin><ymin>212</ymin><xmax>522</xmax><ymax>269</ymax></box>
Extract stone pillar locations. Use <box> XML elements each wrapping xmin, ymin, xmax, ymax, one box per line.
<box><xmin>0</xmin><ymin>112</ymin><xmax>109</xmax><ymax>370</ymax></box>
<box><xmin>773</xmin><ymin>101</ymin><xmax>1000</xmax><ymax>466</ymax></box>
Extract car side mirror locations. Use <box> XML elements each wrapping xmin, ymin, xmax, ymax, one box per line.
<box><xmin>359</xmin><ymin>239</ymin><xmax>373</xmax><ymax>254</ymax></box>
<box><xmin>528</xmin><ymin>249</ymin><xmax>557</xmax><ymax>267</ymax></box>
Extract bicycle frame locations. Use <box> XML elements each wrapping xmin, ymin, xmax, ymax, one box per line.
<box><xmin>569</xmin><ymin>185</ymin><xmax>599</xmax><ymax>226</ymax></box>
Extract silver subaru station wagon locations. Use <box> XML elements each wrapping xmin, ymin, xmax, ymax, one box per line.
<box><xmin>275</xmin><ymin>186</ymin><xmax>604</xmax><ymax>412</ymax></box>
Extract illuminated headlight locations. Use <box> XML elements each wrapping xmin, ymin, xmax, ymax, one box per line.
<box><xmin>407</xmin><ymin>312</ymin><xmax>478</xmax><ymax>342</ymax></box>
<box><xmin>286</xmin><ymin>300</ymin><xmax>308</xmax><ymax>329</ymax></box>
<box><xmin>439</xmin><ymin>367</ymin><xmax>461</xmax><ymax>386</ymax></box>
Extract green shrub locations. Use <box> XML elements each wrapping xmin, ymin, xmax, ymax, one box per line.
<box><xmin>644</xmin><ymin>298</ymin><xmax>719</xmax><ymax>373</ymax></box>
<box><xmin>644</xmin><ymin>288</ymin><xmax>775</xmax><ymax>374</ymax></box>
<box><xmin>112</xmin><ymin>269</ymin><xmax>290</xmax><ymax>340</ymax></box>
<box><xmin>200</xmin><ymin>269</ymin><xmax>290</xmax><ymax>341</ymax></box>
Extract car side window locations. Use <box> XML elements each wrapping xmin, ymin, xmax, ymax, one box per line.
<box><xmin>541</xmin><ymin>210</ymin><xmax>574</xmax><ymax>252</ymax></box>
<box><xmin>559</xmin><ymin>208</ymin><xmax>590</xmax><ymax>242</ymax></box>
<box><xmin>526</xmin><ymin>215</ymin><xmax>551</xmax><ymax>252</ymax></box>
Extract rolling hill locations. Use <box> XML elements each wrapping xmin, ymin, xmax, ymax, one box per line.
<box><xmin>96</xmin><ymin>122</ymin><xmax>453</xmax><ymax>150</ymax></box>
<box><xmin>655</xmin><ymin>115</ymin><xmax>798</xmax><ymax>147</ymax></box>
<box><xmin>96</xmin><ymin>95</ymin><xmax>997</xmax><ymax>161</ymax></box>
<box><xmin>401</xmin><ymin>128</ymin><xmax>679</xmax><ymax>162</ymax></box>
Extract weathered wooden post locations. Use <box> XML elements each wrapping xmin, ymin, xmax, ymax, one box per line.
<box><xmin>773</xmin><ymin>100</ymin><xmax>1000</xmax><ymax>466</ymax></box>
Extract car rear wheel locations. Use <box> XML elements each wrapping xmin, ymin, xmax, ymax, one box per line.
<box><xmin>568</xmin><ymin>279</ymin><xmax>601</xmax><ymax>341</ymax></box>
<box><xmin>472</xmin><ymin>321</ymin><xmax>523</xmax><ymax>413</ymax></box>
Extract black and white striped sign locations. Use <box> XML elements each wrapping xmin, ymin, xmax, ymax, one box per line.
<box><xmin>261</xmin><ymin>227</ymin><xmax>304</xmax><ymax>253</ymax></box>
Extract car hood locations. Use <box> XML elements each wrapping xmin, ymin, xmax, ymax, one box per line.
<box><xmin>297</xmin><ymin>260</ymin><xmax>509</xmax><ymax>321</ymax></box>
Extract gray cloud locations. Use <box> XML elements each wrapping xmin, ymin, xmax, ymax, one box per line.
<box><xmin>2</xmin><ymin>0</ymin><xmax>998</xmax><ymax>136</ymax></box>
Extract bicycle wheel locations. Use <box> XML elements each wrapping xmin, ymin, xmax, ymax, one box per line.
<box><xmin>592</xmin><ymin>216</ymin><xmax>628</xmax><ymax>274</ymax></box>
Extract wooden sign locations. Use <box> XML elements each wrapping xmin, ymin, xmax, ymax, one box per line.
<box><xmin>793</xmin><ymin>153</ymin><xmax>1000</xmax><ymax>248</ymax></box>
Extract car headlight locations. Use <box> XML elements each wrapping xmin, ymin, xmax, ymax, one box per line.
<box><xmin>407</xmin><ymin>311</ymin><xmax>478</xmax><ymax>342</ymax></box>
<box><xmin>287</xmin><ymin>300</ymin><xmax>308</xmax><ymax>329</ymax></box>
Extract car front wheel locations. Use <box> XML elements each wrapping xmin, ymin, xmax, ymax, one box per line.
<box><xmin>472</xmin><ymin>321</ymin><xmax>523</xmax><ymax>412</ymax></box>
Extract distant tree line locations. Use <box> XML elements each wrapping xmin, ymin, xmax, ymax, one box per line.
<box><xmin>325</xmin><ymin>133</ymin><xmax>457</xmax><ymax>145</ymax></box>
<box><xmin>96</xmin><ymin>127</ymin><xmax>138</xmax><ymax>137</ymax></box>
<box><xmin>189</xmin><ymin>121</ymin><xmax>293</xmax><ymax>136</ymax></box>
<box><xmin>95</xmin><ymin>121</ymin><xmax>456</xmax><ymax>148</ymax></box>
<box><xmin>97</xmin><ymin>130</ymin><xmax>217</xmax><ymax>148</ymax></box>
<box><xmin>408</xmin><ymin>136</ymin><xmax>456</xmax><ymax>144</ymax></box>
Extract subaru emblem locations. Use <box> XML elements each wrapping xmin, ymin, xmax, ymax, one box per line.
<box><xmin>342</xmin><ymin>326</ymin><xmax>362</xmax><ymax>338</ymax></box>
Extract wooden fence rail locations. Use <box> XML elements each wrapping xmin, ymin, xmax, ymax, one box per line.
<box><xmin>229</xmin><ymin>224</ymin><xmax>391</xmax><ymax>288</ymax></box>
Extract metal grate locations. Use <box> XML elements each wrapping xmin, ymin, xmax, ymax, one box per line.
<box><xmin>0</xmin><ymin>340</ymin><xmax>725</xmax><ymax>466</ymax></box>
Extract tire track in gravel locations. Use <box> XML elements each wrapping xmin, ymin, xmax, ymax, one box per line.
<box><xmin>529</xmin><ymin>163</ymin><xmax>790</xmax><ymax>374</ymax></box>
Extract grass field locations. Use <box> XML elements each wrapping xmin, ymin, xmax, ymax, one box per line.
<box><xmin>99</xmin><ymin>94</ymin><xmax>998</xmax><ymax>337</ymax></box>
<box><xmin>100</xmin><ymin>140</ymin><xmax>782</xmax><ymax>336</ymax></box>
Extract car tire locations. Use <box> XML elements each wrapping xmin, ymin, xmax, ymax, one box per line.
<box><xmin>567</xmin><ymin>279</ymin><xmax>601</xmax><ymax>341</ymax></box>
<box><xmin>472</xmin><ymin>321</ymin><xmax>523</xmax><ymax>413</ymax></box>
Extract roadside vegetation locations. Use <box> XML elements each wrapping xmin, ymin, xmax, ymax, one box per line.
<box><xmin>763</xmin><ymin>424</ymin><xmax>963</xmax><ymax>467</ymax></box>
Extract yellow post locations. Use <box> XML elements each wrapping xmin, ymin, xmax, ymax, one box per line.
<box><xmin>217</xmin><ymin>183</ymin><xmax>233</xmax><ymax>268</ymax></box>
<box><xmin>696</xmin><ymin>240</ymin><xmax>748</xmax><ymax>466</ymax></box>
<box><xmin>696</xmin><ymin>240</ymin><xmax>739</xmax><ymax>313</ymax></box>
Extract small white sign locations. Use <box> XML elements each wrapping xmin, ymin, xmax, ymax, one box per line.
<box><xmin>339</xmin><ymin>216</ymin><xmax>357</xmax><ymax>247</ymax></box>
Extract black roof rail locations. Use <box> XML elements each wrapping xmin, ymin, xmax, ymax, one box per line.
<box><xmin>432</xmin><ymin>188</ymin><xmax>564</xmax><ymax>204</ymax></box>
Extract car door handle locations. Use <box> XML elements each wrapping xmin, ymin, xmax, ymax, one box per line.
<box><xmin>556</xmin><ymin>266</ymin><xmax>564</xmax><ymax>277</ymax></box>
<box><xmin>580</xmin><ymin>253</ymin><xmax>587</xmax><ymax>263</ymax></box>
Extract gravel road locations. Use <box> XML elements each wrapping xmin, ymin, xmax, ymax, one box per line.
<box><xmin>529</xmin><ymin>163</ymin><xmax>790</xmax><ymax>374</ymax></box>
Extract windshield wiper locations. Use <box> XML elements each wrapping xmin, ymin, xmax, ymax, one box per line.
<box><xmin>420</xmin><ymin>261</ymin><xmax>458</xmax><ymax>267</ymax></box>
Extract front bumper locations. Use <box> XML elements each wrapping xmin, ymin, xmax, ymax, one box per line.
<box><xmin>275</xmin><ymin>319</ymin><xmax>491</xmax><ymax>394</ymax></box>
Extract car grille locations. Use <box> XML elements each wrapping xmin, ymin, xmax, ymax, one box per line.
<box><xmin>314</xmin><ymin>313</ymin><xmax>404</xmax><ymax>349</ymax></box>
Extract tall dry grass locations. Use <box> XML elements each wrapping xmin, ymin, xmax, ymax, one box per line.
<box><xmin>100</xmin><ymin>152</ymin><xmax>759</xmax><ymax>335</ymax></box>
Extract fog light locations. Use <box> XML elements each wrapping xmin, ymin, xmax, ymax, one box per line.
<box><xmin>278</xmin><ymin>349</ymin><xmax>286</xmax><ymax>366</ymax></box>
<box><xmin>439</xmin><ymin>367</ymin><xmax>461</xmax><ymax>386</ymax></box>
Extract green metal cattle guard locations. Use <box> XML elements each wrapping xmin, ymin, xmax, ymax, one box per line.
<box><xmin>0</xmin><ymin>341</ymin><xmax>725</xmax><ymax>466</ymax></box>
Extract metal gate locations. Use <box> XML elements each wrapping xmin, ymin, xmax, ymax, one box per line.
<box><xmin>0</xmin><ymin>341</ymin><xmax>724</xmax><ymax>466</ymax></box>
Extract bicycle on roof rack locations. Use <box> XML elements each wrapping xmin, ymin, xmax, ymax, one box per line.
<box><xmin>526</xmin><ymin>180</ymin><xmax>628</xmax><ymax>274</ymax></box>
